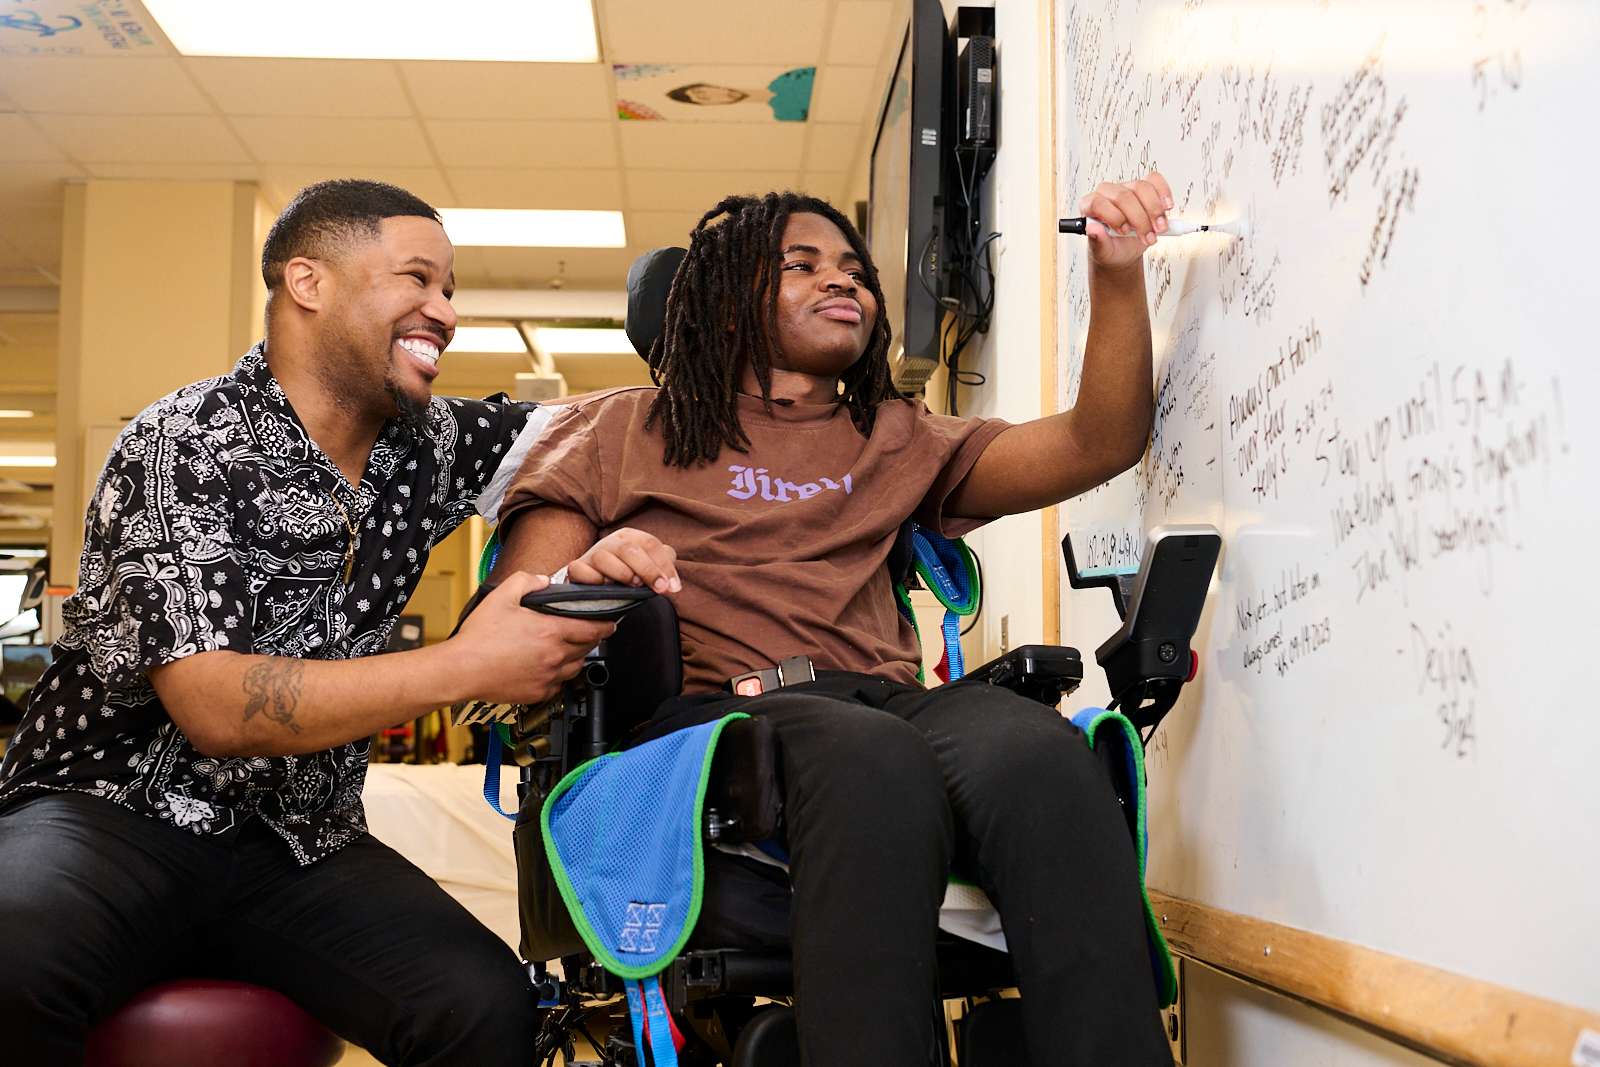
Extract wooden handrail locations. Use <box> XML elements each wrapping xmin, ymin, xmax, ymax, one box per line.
<box><xmin>1150</xmin><ymin>890</ymin><xmax>1600</xmax><ymax>1067</ymax></box>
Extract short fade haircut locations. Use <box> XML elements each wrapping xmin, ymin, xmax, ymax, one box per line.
<box><xmin>260</xmin><ymin>179</ymin><xmax>439</xmax><ymax>292</ymax></box>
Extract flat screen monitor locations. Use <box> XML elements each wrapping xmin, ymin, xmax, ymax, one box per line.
<box><xmin>868</xmin><ymin>0</ymin><xmax>950</xmax><ymax>392</ymax></box>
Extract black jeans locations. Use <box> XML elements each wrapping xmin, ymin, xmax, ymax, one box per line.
<box><xmin>0</xmin><ymin>792</ymin><xmax>537</xmax><ymax>1066</ymax></box>
<box><xmin>657</xmin><ymin>673</ymin><xmax>1172</xmax><ymax>1067</ymax></box>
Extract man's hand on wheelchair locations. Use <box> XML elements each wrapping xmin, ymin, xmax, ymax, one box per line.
<box><xmin>450</xmin><ymin>572</ymin><xmax>617</xmax><ymax>706</ymax></box>
<box><xmin>567</xmin><ymin>527</ymin><xmax>681</xmax><ymax>594</ymax></box>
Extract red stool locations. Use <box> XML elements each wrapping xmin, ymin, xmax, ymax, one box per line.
<box><xmin>85</xmin><ymin>979</ymin><xmax>344</xmax><ymax>1067</ymax></box>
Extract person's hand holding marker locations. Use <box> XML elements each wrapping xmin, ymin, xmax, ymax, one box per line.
<box><xmin>1058</xmin><ymin>170</ymin><xmax>1242</xmax><ymax>256</ymax></box>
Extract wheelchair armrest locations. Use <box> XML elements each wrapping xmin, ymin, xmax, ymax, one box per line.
<box><xmin>963</xmin><ymin>644</ymin><xmax>1084</xmax><ymax>707</ymax></box>
<box><xmin>704</xmin><ymin>716</ymin><xmax>782</xmax><ymax>845</ymax></box>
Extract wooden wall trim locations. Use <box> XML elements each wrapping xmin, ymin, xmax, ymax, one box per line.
<box><xmin>1149</xmin><ymin>890</ymin><xmax>1600</xmax><ymax>1067</ymax></box>
<box><xmin>1038</xmin><ymin>0</ymin><xmax>1062</xmax><ymax>646</ymax></box>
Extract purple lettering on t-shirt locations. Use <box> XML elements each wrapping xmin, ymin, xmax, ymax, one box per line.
<box><xmin>727</xmin><ymin>465</ymin><xmax>856</xmax><ymax>503</ymax></box>
<box><xmin>726</xmin><ymin>465</ymin><xmax>758</xmax><ymax>500</ymax></box>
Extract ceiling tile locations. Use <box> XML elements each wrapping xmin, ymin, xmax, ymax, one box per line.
<box><xmin>472</xmin><ymin>246</ymin><xmax>639</xmax><ymax>289</ymax></box>
<box><xmin>232</xmin><ymin>116</ymin><xmax>432</xmax><ymax>165</ymax></box>
<box><xmin>0</xmin><ymin>116</ymin><xmax>67</xmax><ymax>164</ymax></box>
<box><xmin>612</xmin><ymin>63</ymin><xmax>820</xmax><ymax>124</ymax></box>
<box><xmin>602</xmin><ymin>0</ymin><xmax>828</xmax><ymax>65</ymax></box>
<box><xmin>620</xmin><ymin>122</ymin><xmax>805</xmax><ymax>171</ymax></box>
<box><xmin>425</xmin><ymin>120</ymin><xmax>618</xmax><ymax>168</ymax></box>
<box><xmin>0</xmin><ymin>58</ymin><xmax>212</xmax><ymax>115</ymax></box>
<box><xmin>32</xmin><ymin>114</ymin><xmax>248</xmax><ymax>164</ymax></box>
<box><xmin>0</xmin><ymin>163</ymin><xmax>87</xmax><ymax>205</ymax></box>
<box><xmin>810</xmin><ymin>65</ymin><xmax>881</xmax><ymax>125</ymax></box>
<box><xmin>260</xmin><ymin>166</ymin><xmax>454</xmax><ymax>209</ymax></box>
<box><xmin>446</xmin><ymin>167</ymin><xmax>623</xmax><ymax>210</ymax></box>
<box><xmin>183</xmin><ymin>58</ymin><xmax>413</xmax><ymax>118</ymax></box>
<box><xmin>450</xmin><ymin>247</ymin><xmax>496</xmax><ymax>288</ymax></box>
<box><xmin>827</xmin><ymin>1</ymin><xmax>899</xmax><ymax>66</ymax></box>
<box><xmin>625</xmin><ymin>210</ymin><xmax>700</xmax><ymax>249</ymax></box>
<box><xmin>622</xmin><ymin>169</ymin><xmax>798</xmax><ymax>211</ymax></box>
<box><xmin>82</xmin><ymin>162</ymin><xmax>261</xmax><ymax>182</ymax></box>
<box><xmin>798</xmin><ymin>172</ymin><xmax>851</xmax><ymax>203</ymax></box>
<box><xmin>401</xmin><ymin>63</ymin><xmax>614</xmax><ymax>121</ymax></box>
<box><xmin>803</xmin><ymin>122</ymin><xmax>866</xmax><ymax>172</ymax></box>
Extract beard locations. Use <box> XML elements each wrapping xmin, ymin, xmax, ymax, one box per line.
<box><xmin>317</xmin><ymin>311</ymin><xmax>432</xmax><ymax>434</ymax></box>
<box><xmin>384</xmin><ymin>367</ymin><xmax>430</xmax><ymax>437</ymax></box>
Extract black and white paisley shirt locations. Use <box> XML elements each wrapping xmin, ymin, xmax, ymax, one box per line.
<box><xmin>0</xmin><ymin>344</ymin><xmax>549</xmax><ymax>865</ymax></box>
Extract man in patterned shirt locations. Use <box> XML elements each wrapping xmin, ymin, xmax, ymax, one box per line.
<box><xmin>0</xmin><ymin>180</ymin><xmax>679</xmax><ymax>1064</ymax></box>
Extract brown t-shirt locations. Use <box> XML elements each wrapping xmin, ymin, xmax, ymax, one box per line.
<box><xmin>500</xmin><ymin>388</ymin><xmax>1009</xmax><ymax>692</ymax></box>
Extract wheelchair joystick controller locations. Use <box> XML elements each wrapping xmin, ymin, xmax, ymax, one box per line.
<box><xmin>1063</xmin><ymin>524</ymin><xmax>1221</xmax><ymax>734</ymax></box>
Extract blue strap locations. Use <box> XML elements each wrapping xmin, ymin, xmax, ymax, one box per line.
<box><xmin>625</xmin><ymin>977</ymin><xmax>679</xmax><ymax>1066</ymax></box>
<box><xmin>941</xmin><ymin>608</ymin><xmax>965</xmax><ymax>680</ymax></box>
<box><xmin>625</xmin><ymin>981</ymin><xmax>649</xmax><ymax>1064</ymax></box>
<box><xmin>909</xmin><ymin>527</ymin><xmax>977</xmax><ymax>612</ymax></box>
<box><xmin>907</xmin><ymin>526</ymin><xmax>977</xmax><ymax>682</ymax></box>
<box><xmin>482</xmin><ymin>725</ymin><xmax>517</xmax><ymax>822</ymax></box>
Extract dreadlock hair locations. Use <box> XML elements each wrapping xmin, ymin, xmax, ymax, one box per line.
<box><xmin>644</xmin><ymin>191</ymin><xmax>902</xmax><ymax>468</ymax></box>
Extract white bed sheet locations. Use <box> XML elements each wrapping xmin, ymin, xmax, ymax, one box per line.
<box><xmin>362</xmin><ymin>762</ymin><xmax>523</xmax><ymax>951</ymax></box>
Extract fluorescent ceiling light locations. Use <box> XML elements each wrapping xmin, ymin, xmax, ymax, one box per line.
<box><xmin>535</xmin><ymin>328</ymin><xmax>635</xmax><ymax>355</ymax></box>
<box><xmin>143</xmin><ymin>0</ymin><xmax>599</xmax><ymax>62</ymax></box>
<box><xmin>0</xmin><ymin>548</ymin><xmax>45</xmax><ymax>559</ymax></box>
<box><xmin>0</xmin><ymin>444</ymin><xmax>54</xmax><ymax>468</ymax></box>
<box><xmin>440</xmin><ymin>209</ymin><xmax>626</xmax><ymax>249</ymax></box>
<box><xmin>0</xmin><ymin>411</ymin><xmax>33</xmax><ymax>419</ymax></box>
<box><xmin>450</xmin><ymin>326</ymin><xmax>527</xmax><ymax>354</ymax></box>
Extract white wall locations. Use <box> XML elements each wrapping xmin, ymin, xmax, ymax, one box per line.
<box><xmin>940</xmin><ymin>0</ymin><xmax>1047</xmax><ymax>665</ymax></box>
<box><xmin>915</xmin><ymin>3</ymin><xmax>1442</xmax><ymax>1065</ymax></box>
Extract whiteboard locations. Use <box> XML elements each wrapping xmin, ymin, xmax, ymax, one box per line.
<box><xmin>1051</xmin><ymin>0</ymin><xmax>1600</xmax><ymax>1011</ymax></box>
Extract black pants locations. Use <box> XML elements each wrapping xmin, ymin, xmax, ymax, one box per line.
<box><xmin>0</xmin><ymin>792</ymin><xmax>537</xmax><ymax>1066</ymax></box>
<box><xmin>655</xmin><ymin>673</ymin><xmax>1171</xmax><ymax>1067</ymax></box>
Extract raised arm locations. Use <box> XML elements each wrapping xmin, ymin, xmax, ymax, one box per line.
<box><xmin>148</xmin><ymin>571</ymin><xmax>616</xmax><ymax>758</ymax></box>
<box><xmin>945</xmin><ymin>171</ymin><xmax>1168</xmax><ymax>519</ymax></box>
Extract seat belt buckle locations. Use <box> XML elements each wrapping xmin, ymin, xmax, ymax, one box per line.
<box><xmin>729</xmin><ymin>656</ymin><xmax>815</xmax><ymax>696</ymax></box>
<box><xmin>731</xmin><ymin>667</ymin><xmax>781</xmax><ymax>697</ymax></box>
<box><xmin>776</xmin><ymin>655</ymin><xmax>815</xmax><ymax>686</ymax></box>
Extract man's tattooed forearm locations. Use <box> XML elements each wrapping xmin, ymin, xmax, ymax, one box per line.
<box><xmin>242</xmin><ymin>658</ymin><xmax>305</xmax><ymax>735</ymax></box>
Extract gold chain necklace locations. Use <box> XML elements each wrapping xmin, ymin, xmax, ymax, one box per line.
<box><xmin>326</xmin><ymin>491</ymin><xmax>358</xmax><ymax>585</ymax></box>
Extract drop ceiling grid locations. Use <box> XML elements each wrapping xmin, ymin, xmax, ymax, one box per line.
<box><xmin>0</xmin><ymin>0</ymin><xmax>907</xmax><ymax>287</ymax></box>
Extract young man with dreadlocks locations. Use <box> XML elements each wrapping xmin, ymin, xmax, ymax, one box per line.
<box><xmin>493</xmin><ymin>174</ymin><xmax>1176</xmax><ymax>1065</ymax></box>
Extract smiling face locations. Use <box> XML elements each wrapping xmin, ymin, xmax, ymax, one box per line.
<box><xmin>768</xmin><ymin>211</ymin><xmax>878</xmax><ymax>382</ymax></box>
<box><xmin>317</xmin><ymin>216</ymin><xmax>457</xmax><ymax>425</ymax></box>
<box><xmin>681</xmin><ymin>84</ymin><xmax>748</xmax><ymax>105</ymax></box>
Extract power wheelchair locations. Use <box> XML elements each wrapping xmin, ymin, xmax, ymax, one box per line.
<box><xmin>458</xmin><ymin>521</ymin><xmax>1218</xmax><ymax>1066</ymax></box>
<box><xmin>453</xmin><ymin>244</ymin><xmax>1221</xmax><ymax>1065</ymax></box>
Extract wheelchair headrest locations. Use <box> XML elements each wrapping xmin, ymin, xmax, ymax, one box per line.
<box><xmin>624</xmin><ymin>246</ymin><xmax>687</xmax><ymax>359</ymax></box>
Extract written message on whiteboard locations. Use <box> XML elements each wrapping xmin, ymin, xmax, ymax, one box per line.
<box><xmin>1054</xmin><ymin>0</ymin><xmax>1598</xmax><ymax>1008</ymax></box>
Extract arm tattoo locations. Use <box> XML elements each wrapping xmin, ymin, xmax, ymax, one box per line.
<box><xmin>242</xmin><ymin>658</ymin><xmax>305</xmax><ymax>735</ymax></box>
